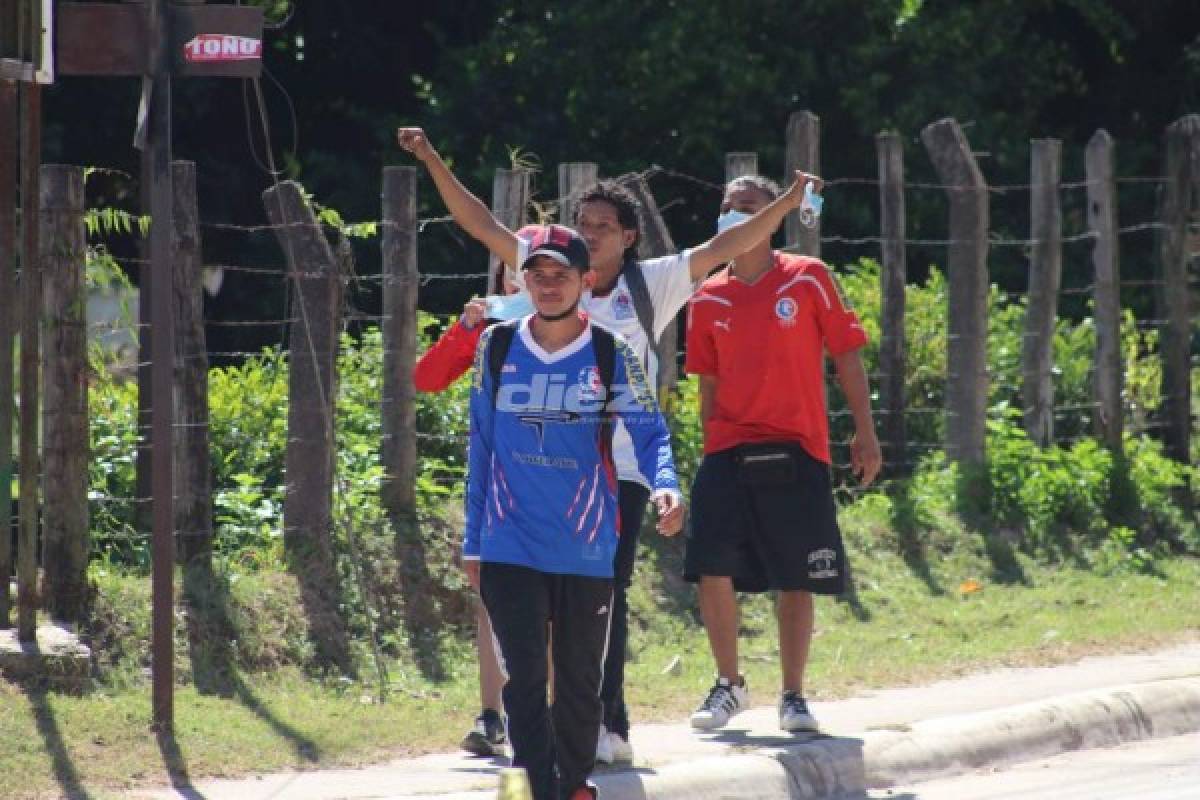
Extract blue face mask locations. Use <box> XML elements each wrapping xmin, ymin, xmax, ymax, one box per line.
<box><xmin>716</xmin><ymin>209</ymin><xmax>751</xmax><ymax>234</ymax></box>
<box><xmin>485</xmin><ymin>292</ymin><xmax>535</xmax><ymax>321</ymax></box>
<box><xmin>799</xmin><ymin>182</ymin><xmax>824</xmax><ymax>228</ymax></box>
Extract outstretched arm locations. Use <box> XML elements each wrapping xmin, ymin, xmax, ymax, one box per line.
<box><xmin>397</xmin><ymin>127</ymin><xmax>519</xmax><ymax>268</ymax></box>
<box><xmin>685</xmin><ymin>170</ymin><xmax>823</xmax><ymax>281</ymax></box>
<box><xmin>412</xmin><ymin>300</ymin><xmax>487</xmax><ymax>392</ymax></box>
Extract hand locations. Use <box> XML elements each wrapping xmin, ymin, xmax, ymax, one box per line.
<box><xmin>396</xmin><ymin>127</ymin><xmax>436</xmax><ymax>162</ymax></box>
<box><xmin>654</xmin><ymin>491</ymin><xmax>685</xmax><ymax>537</ymax></box>
<box><xmin>462</xmin><ymin>557</ymin><xmax>481</xmax><ymax>592</ymax></box>
<box><xmin>850</xmin><ymin>427</ymin><xmax>882</xmax><ymax>486</ymax></box>
<box><xmin>461</xmin><ymin>298</ymin><xmax>487</xmax><ymax>330</ymax></box>
<box><xmin>783</xmin><ymin>170</ymin><xmax>824</xmax><ymax>210</ymax></box>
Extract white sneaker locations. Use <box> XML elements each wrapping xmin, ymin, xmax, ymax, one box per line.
<box><xmin>779</xmin><ymin>690</ymin><xmax>819</xmax><ymax>732</ymax></box>
<box><xmin>608</xmin><ymin>731</ymin><xmax>633</xmax><ymax>763</ymax></box>
<box><xmin>689</xmin><ymin>677</ymin><xmax>750</xmax><ymax>730</ymax></box>
<box><xmin>595</xmin><ymin>724</ymin><xmax>614</xmax><ymax>764</ymax></box>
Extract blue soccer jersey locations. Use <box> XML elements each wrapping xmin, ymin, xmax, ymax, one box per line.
<box><xmin>463</xmin><ymin>317</ymin><xmax>680</xmax><ymax>578</ymax></box>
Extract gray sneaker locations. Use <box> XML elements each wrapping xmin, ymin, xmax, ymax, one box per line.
<box><xmin>690</xmin><ymin>677</ymin><xmax>749</xmax><ymax>730</ymax></box>
<box><xmin>779</xmin><ymin>690</ymin><xmax>818</xmax><ymax>732</ymax></box>
<box><xmin>461</xmin><ymin>709</ymin><xmax>507</xmax><ymax>756</ymax></box>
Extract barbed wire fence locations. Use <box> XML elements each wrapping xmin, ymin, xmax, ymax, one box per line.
<box><xmin>89</xmin><ymin>117</ymin><xmax>1199</xmax><ymax>517</ymax></box>
<box><xmin>5</xmin><ymin>113</ymin><xmax>1197</xmax><ymax>639</ymax></box>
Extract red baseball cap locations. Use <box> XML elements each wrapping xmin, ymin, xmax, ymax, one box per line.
<box><xmin>517</xmin><ymin>224</ymin><xmax>590</xmax><ymax>271</ymax></box>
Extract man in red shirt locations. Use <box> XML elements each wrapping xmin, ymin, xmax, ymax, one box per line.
<box><xmin>684</xmin><ymin>174</ymin><xmax>881</xmax><ymax>734</ymax></box>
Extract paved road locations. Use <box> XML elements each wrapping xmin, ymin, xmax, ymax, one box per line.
<box><xmin>876</xmin><ymin>731</ymin><xmax>1200</xmax><ymax>800</ymax></box>
<box><xmin>131</xmin><ymin>642</ymin><xmax>1200</xmax><ymax>800</ymax></box>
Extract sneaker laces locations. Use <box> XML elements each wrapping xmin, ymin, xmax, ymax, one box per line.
<box><xmin>781</xmin><ymin>691</ymin><xmax>808</xmax><ymax>714</ymax></box>
<box><xmin>699</xmin><ymin>680</ymin><xmax>741</xmax><ymax>714</ymax></box>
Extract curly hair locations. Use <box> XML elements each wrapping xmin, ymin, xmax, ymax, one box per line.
<box><xmin>574</xmin><ymin>180</ymin><xmax>642</xmax><ymax>262</ymax></box>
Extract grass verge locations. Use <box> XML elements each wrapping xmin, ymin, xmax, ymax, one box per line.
<box><xmin>1</xmin><ymin>512</ymin><xmax>1197</xmax><ymax>799</ymax></box>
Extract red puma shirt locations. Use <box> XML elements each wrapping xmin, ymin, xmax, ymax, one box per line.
<box><xmin>685</xmin><ymin>253</ymin><xmax>867</xmax><ymax>463</ymax></box>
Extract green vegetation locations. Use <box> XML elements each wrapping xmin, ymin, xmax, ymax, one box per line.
<box><xmin>1</xmin><ymin>512</ymin><xmax>1197</xmax><ymax>799</ymax></box>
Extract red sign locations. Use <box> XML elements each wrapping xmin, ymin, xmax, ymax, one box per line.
<box><xmin>183</xmin><ymin>35</ymin><xmax>262</xmax><ymax>64</ymax></box>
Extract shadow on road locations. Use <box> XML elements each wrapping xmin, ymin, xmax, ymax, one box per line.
<box><xmin>182</xmin><ymin>559</ymin><xmax>322</xmax><ymax>764</ymax></box>
<box><xmin>24</xmin><ymin>683</ymin><xmax>95</xmax><ymax>800</ymax></box>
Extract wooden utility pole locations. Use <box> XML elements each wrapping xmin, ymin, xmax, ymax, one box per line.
<box><xmin>39</xmin><ymin>164</ymin><xmax>89</xmax><ymax>624</ymax></box>
<box><xmin>921</xmin><ymin>118</ymin><xmax>989</xmax><ymax>468</ymax></box>
<box><xmin>785</xmin><ymin>111</ymin><xmax>820</xmax><ymax>256</ymax></box>
<box><xmin>558</xmin><ymin>162</ymin><xmax>598</xmax><ymax>227</ymax></box>
<box><xmin>171</xmin><ymin>161</ymin><xmax>211</xmax><ymax>571</ymax></box>
<box><xmin>146</xmin><ymin>0</ymin><xmax>177</xmax><ymax>731</ymax></box>
<box><xmin>1086</xmin><ymin>130</ymin><xmax>1122</xmax><ymax>452</ymax></box>
<box><xmin>16</xmin><ymin>80</ymin><xmax>40</xmax><ymax>644</ymax></box>
<box><xmin>1023</xmin><ymin>139</ymin><xmax>1063</xmax><ymax>447</ymax></box>
<box><xmin>1160</xmin><ymin>116</ymin><xmax>1198</xmax><ymax>467</ymax></box>
<box><xmin>876</xmin><ymin>132</ymin><xmax>907</xmax><ymax>475</ymax></box>
<box><xmin>0</xmin><ymin>80</ymin><xmax>16</xmax><ymax>628</ymax></box>
<box><xmin>487</xmin><ymin>168</ymin><xmax>530</xmax><ymax>294</ymax></box>
<box><xmin>263</xmin><ymin>180</ymin><xmax>350</xmax><ymax>674</ymax></box>
<box><xmin>381</xmin><ymin>167</ymin><xmax>419</xmax><ymax>521</ymax></box>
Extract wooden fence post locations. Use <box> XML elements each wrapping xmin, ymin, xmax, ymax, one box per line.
<box><xmin>487</xmin><ymin>168</ymin><xmax>531</xmax><ymax>294</ymax></box>
<box><xmin>171</xmin><ymin>161</ymin><xmax>211</xmax><ymax>570</ymax></box>
<box><xmin>1023</xmin><ymin>139</ymin><xmax>1063</xmax><ymax>447</ymax></box>
<box><xmin>40</xmin><ymin>165</ymin><xmax>88</xmax><ymax>623</ymax></box>
<box><xmin>17</xmin><ymin>82</ymin><xmax>41</xmax><ymax>642</ymax></box>
<box><xmin>626</xmin><ymin>176</ymin><xmax>679</xmax><ymax>396</ymax></box>
<box><xmin>135</xmin><ymin>160</ymin><xmax>154</xmax><ymax>539</ymax></box>
<box><xmin>1086</xmin><ymin>130</ymin><xmax>1123</xmax><ymax>452</ymax></box>
<box><xmin>263</xmin><ymin>180</ymin><xmax>350</xmax><ymax>672</ymax></box>
<box><xmin>1160</xmin><ymin>115</ymin><xmax>1198</xmax><ymax>466</ymax></box>
<box><xmin>382</xmin><ymin>166</ymin><xmax>444</xmax><ymax>656</ymax></box>
<box><xmin>786</xmin><ymin>111</ymin><xmax>821</xmax><ymax>256</ymax></box>
<box><xmin>0</xmin><ymin>81</ymin><xmax>16</xmax><ymax>627</ymax></box>
<box><xmin>381</xmin><ymin>167</ymin><xmax>418</xmax><ymax>521</ymax></box>
<box><xmin>725</xmin><ymin>152</ymin><xmax>758</xmax><ymax>185</ymax></box>
<box><xmin>876</xmin><ymin>131</ymin><xmax>907</xmax><ymax>475</ymax></box>
<box><xmin>921</xmin><ymin>117</ymin><xmax>989</xmax><ymax>468</ymax></box>
<box><xmin>557</xmin><ymin>163</ymin><xmax>598</xmax><ymax>228</ymax></box>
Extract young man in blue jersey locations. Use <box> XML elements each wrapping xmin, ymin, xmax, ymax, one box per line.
<box><xmin>398</xmin><ymin>126</ymin><xmax>819</xmax><ymax>763</ymax></box>
<box><xmin>463</xmin><ymin>223</ymin><xmax>684</xmax><ymax>800</ymax></box>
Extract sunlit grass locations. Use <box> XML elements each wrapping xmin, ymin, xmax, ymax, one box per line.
<box><xmin>1</xmin><ymin>513</ymin><xmax>1198</xmax><ymax>799</ymax></box>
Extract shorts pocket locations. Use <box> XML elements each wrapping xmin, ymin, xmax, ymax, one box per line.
<box><xmin>733</xmin><ymin>443</ymin><xmax>798</xmax><ymax>487</ymax></box>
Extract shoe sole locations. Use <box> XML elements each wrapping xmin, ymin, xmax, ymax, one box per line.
<box><xmin>780</xmin><ymin>716</ymin><xmax>819</xmax><ymax>733</ymax></box>
<box><xmin>460</xmin><ymin>732</ymin><xmax>504</xmax><ymax>757</ymax></box>
<box><xmin>690</xmin><ymin>711</ymin><xmax>742</xmax><ymax>730</ymax></box>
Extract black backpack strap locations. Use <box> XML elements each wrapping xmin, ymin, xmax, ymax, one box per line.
<box><xmin>590</xmin><ymin>324</ymin><xmax>618</xmax><ymax>417</ymax></box>
<box><xmin>487</xmin><ymin>321</ymin><xmax>519</xmax><ymax>407</ymax></box>
<box><xmin>619</xmin><ymin>257</ymin><xmax>657</xmax><ymax>347</ymax></box>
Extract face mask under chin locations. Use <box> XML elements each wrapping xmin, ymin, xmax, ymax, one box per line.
<box><xmin>716</xmin><ymin>209</ymin><xmax>752</xmax><ymax>234</ymax></box>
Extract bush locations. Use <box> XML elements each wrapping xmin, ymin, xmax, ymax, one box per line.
<box><xmin>906</xmin><ymin>413</ymin><xmax>1196</xmax><ymax>569</ymax></box>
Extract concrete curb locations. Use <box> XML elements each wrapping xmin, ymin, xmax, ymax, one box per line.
<box><xmin>590</xmin><ymin>677</ymin><xmax>1200</xmax><ymax>799</ymax></box>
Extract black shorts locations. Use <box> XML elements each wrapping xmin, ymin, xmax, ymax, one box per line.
<box><xmin>684</xmin><ymin>442</ymin><xmax>848</xmax><ymax>595</ymax></box>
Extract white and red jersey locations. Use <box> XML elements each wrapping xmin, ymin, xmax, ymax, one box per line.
<box><xmin>685</xmin><ymin>253</ymin><xmax>867</xmax><ymax>463</ymax></box>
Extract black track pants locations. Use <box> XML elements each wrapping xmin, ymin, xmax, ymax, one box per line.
<box><xmin>481</xmin><ymin>562</ymin><xmax>613</xmax><ymax>800</ymax></box>
<box><xmin>599</xmin><ymin>481</ymin><xmax>650</xmax><ymax>738</ymax></box>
